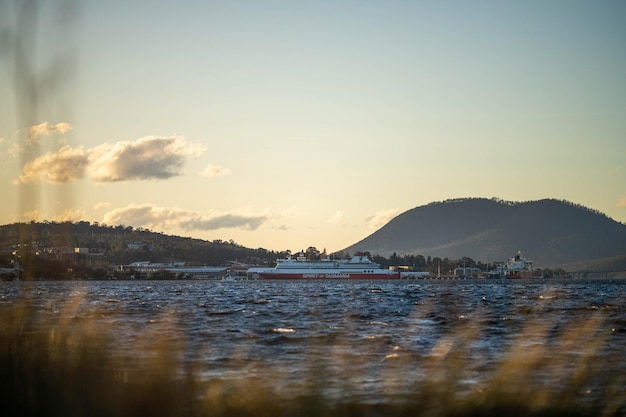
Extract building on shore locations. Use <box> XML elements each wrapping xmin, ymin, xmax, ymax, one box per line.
<box><xmin>57</xmin><ymin>248</ymin><xmax>107</xmax><ymax>269</ymax></box>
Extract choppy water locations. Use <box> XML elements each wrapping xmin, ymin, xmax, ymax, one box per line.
<box><xmin>2</xmin><ymin>278</ymin><xmax>626</xmax><ymax>405</ymax></box>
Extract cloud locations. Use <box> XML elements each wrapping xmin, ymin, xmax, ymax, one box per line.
<box><xmin>28</xmin><ymin>122</ymin><xmax>73</xmax><ymax>141</ymax></box>
<box><xmin>102</xmin><ymin>204</ymin><xmax>269</xmax><ymax>232</ymax></box>
<box><xmin>18</xmin><ymin>145</ymin><xmax>89</xmax><ymax>184</ymax></box>
<box><xmin>18</xmin><ymin>208</ymin><xmax>86</xmax><ymax>223</ymax></box>
<box><xmin>180</xmin><ymin>213</ymin><xmax>266</xmax><ymax>231</ymax></box>
<box><xmin>17</xmin><ymin>135</ymin><xmax>206</xmax><ymax>184</ymax></box>
<box><xmin>617</xmin><ymin>197</ymin><xmax>626</xmax><ymax>208</ymax></box>
<box><xmin>365</xmin><ymin>208</ymin><xmax>400</xmax><ymax>230</ymax></box>
<box><xmin>93</xmin><ymin>202</ymin><xmax>112</xmax><ymax>211</ymax></box>
<box><xmin>4</xmin><ymin>122</ymin><xmax>73</xmax><ymax>162</ymax></box>
<box><xmin>21</xmin><ymin>210</ymin><xmax>44</xmax><ymax>222</ymax></box>
<box><xmin>8</xmin><ymin>142</ymin><xmax>23</xmax><ymax>159</ymax></box>
<box><xmin>88</xmin><ymin>136</ymin><xmax>204</xmax><ymax>182</ymax></box>
<box><xmin>327</xmin><ymin>210</ymin><xmax>345</xmax><ymax>223</ymax></box>
<box><xmin>52</xmin><ymin>208</ymin><xmax>87</xmax><ymax>223</ymax></box>
<box><xmin>103</xmin><ymin>204</ymin><xmax>183</xmax><ymax>229</ymax></box>
<box><xmin>199</xmin><ymin>164</ymin><xmax>231</xmax><ymax>178</ymax></box>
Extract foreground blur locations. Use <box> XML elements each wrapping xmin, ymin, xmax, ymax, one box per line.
<box><xmin>1</xmin><ymin>279</ymin><xmax>625</xmax><ymax>417</ymax></box>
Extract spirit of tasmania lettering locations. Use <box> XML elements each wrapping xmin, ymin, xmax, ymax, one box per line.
<box><xmin>302</xmin><ymin>273</ymin><xmax>350</xmax><ymax>279</ymax></box>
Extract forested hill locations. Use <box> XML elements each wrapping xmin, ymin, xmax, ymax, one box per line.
<box><xmin>0</xmin><ymin>222</ymin><xmax>277</xmax><ymax>266</ymax></box>
<box><xmin>343</xmin><ymin>198</ymin><xmax>626</xmax><ymax>267</ymax></box>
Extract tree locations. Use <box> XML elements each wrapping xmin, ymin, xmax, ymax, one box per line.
<box><xmin>372</xmin><ymin>255</ymin><xmax>389</xmax><ymax>268</ymax></box>
<box><xmin>306</xmin><ymin>247</ymin><xmax>320</xmax><ymax>260</ymax></box>
<box><xmin>432</xmin><ymin>257</ymin><xmax>443</xmax><ymax>274</ymax></box>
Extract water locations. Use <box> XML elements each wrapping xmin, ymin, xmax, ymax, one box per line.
<box><xmin>2</xmin><ymin>278</ymin><xmax>626</xmax><ymax>407</ymax></box>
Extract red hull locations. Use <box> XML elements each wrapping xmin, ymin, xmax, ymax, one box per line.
<box><xmin>258</xmin><ymin>272</ymin><xmax>400</xmax><ymax>280</ymax></box>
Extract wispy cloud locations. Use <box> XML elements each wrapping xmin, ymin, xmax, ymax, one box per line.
<box><xmin>180</xmin><ymin>213</ymin><xmax>266</xmax><ymax>231</ymax></box>
<box><xmin>93</xmin><ymin>202</ymin><xmax>112</xmax><ymax>211</ymax></box>
<box><xmin>327</xmin><ymin>210</ymin><xmax>345</xmax><ymax>224</ymax></box>
<box><xmin>52</xmin><ymin>208</ymin><xmax>87</xmax><ymax>223</ymax></box>
<box><xmin>268</xmin><ymin>206</ymin><xmax>298</xmax><ymax>231</ymax></box>
<box><xmin>617</xmin><ymin>197</ymin><xmax>626</xmax><ymax>208</ymax></box>
<box><xmin>102</xmin><ymin>204</ymin><xmax>269</xmax><ymax>232</ymax></box>
<box><xmin>18</xmin><ymin>208</ymin><xmax>87</xmax><ymax>223</ymax></box>
<box><xmin>6</xmin><ymin>122</ymin><xmax>73</xmax><ymax>160</ymax></box>
<box><xmin>21</xmin><ymin>209</ymin><xmax>44</xmax><ymax>222</ymax></box>
<box><xmin>199</xmin><ymin>164</ymin><xmax>231</xmax><ymax>178</ymax></box>
<box><xmin>8</xmin><ymin>141</ymin><xmax>23</xmax><ymax>159</ymax></box>
<box><xmin>28</xmin><ymin>122</ymin><xmax>73</xmax><ymax>141</ymax></box>
<box><xmin>365</xmin><ymin>208</ymin><xmax>400</xmax><ymax>230</ymax></box>
<box><xmin>17</xmin><ymin>136</ymin><xmax>206</xmax><ymax>184</ymax></box>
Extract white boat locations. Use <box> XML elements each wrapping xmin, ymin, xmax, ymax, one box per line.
<box><xmin>123</xmin><ymin>262</ymin><xmax>227</xmax><ymax>279</ymax></box>
<box><xmin>504</xmin><ymin>251</ymin><xmax>534</xmax><ymax>279</ymax></box>
<box><xmin>246</xmin><ymin>252</ymin><xmax>400</xmax><ymax>280</ymax></box>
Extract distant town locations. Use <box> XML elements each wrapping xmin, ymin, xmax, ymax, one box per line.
<box><xmin>2</xmin><ymin>220</ymin><xmax>623</xmax><ymax>281</ymax></box>
<box><xmin>1</xmin><ymin>241</ymin><xmax>569</xmax><ymax>282</ymax></box>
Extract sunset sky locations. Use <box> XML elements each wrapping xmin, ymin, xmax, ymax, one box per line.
<box><xmin>1</xmin><ymin>1</ymin><xmax>625</xmax><ymax>253</ymax></box>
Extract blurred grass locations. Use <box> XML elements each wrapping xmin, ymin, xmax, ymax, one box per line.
<box><xmin>1</xmin><ymin>296</ymin><xmax>624</xmax><ymax>417</ymax></box>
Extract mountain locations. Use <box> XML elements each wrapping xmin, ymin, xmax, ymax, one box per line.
<box><xmin>343</xmin><ymin>198</ymin><xmax>626</xmax><ymax>267</ymax></box>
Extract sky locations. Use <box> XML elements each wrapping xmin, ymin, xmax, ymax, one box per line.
<box><xmin>1</xmin><ymin>0</ymin><xmax>625</xmax><ymax>254</ymax></box>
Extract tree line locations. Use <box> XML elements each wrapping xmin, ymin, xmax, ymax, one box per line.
<box><xmin>1</xmin><ymin>222</ymin><xmax>569</xmax><ymax>280</ymax></box>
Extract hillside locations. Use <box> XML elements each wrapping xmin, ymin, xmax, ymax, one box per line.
<box><xmin>551</xmin><ymin>254</ymin><xmax>626</xmax><ymax>275</ymax></box>
<box><xmin>0</xmin><ymin>221</ymin><xmax>278</xmax><ymax>266</ymax></box>
<box><xmin>344</xmin><ymin>198</ymin><xmax>626</xmax><ymax>267</ymax></box>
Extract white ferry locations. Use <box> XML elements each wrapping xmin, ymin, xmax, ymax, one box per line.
<box><xmin>246</xmin><ymin>252</ymin><xmax>400</xmax><ymax>280</ymax></box>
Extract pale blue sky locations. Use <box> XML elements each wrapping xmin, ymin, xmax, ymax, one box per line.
<box><xmin>1</xmin><ymin>1</ymin><xmax>625</xmax><ymax>253</ymax></box>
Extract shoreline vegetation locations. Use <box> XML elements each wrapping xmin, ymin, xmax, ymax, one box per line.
<box><xmin>1</xmin><ymin>293</ymin><xmax>624</xmax><ymax>417</ymax></box>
